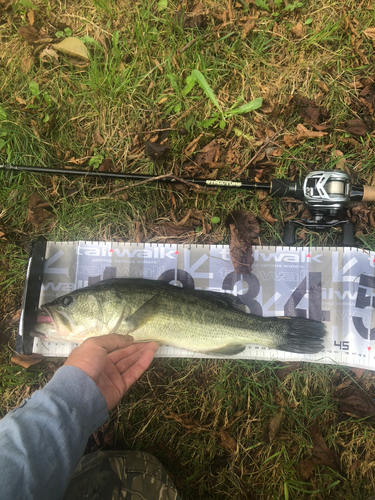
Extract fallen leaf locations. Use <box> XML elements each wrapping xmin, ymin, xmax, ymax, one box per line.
<box><xmin>175</xmin><ymin>3</ymin><xmax>206</xmax><ymax>29</ymax></box>
<box><xmin>332</xmin><ymin>384</ymin><xmax>375</xmax><ymax>421</ymax></box>
<box><xmin>98</xmin><ymin>158</ymin><xmax>115</xmax><ymax>172</ymax></box>
<box><xmin>40</xmin><ymin>47</ymin><xmax>59</xmax><ymax>62</ymax></box>
<box><xmin>27</xmin><ymin>10</ymin><xmax>35</xmax><ymax>26</ymax></box>
<box><xmin>15</xmin><ymin>96</ymin><xmax>27</xmax><ymax>105</ymax></box>
<box><xmin>10</xmin><ymin>354</ymin><xmax>44</xmax><ymax>369</ymax></box>
<box><xmin>145</xmin><ymin>140</ymin><xmax>171</xmax><ymax>161</ymax></box>
<box><xmin>316</xmin><ymin>80</ymin><xmax>329</xmax><ymax>93</ymax></box>
<box><xmin>18</xmin><ymin>26</ymin><xmax>39</xmax><ymax>43</ymax></box>
<box><xmin>0</xmin><ymin>0</ymin><xmax>13</xmax><ymax>8</ymax></box>
<box><xmin>194</xmin><ymin>139</ymin><xmax>220</xmax><ymax>167</ymax></box>
<box><xmin>93</xmin><ymin>128</ymin><xmax>105</xmax><ymax>145</ymax></box>
<box><xmin>291</xmin><ymin>22</ymin><xmax>304</xmax><ymax>38</ymax></box>
<box><xmin>52</xmin><ymin>37</ymin><xmax>90</xmax><ymax>61</ymax></box>
<box><xmin>309</xmin><ymin>424</ymin><xmax>340</xmax><ymax>471</ymax></box>
<box><xmin>225</xmin><ymin>146</ymin><xmax>239</xmax><ymax>164</ymax></box>
<box><xmin>360</xmin><ymin>84</ymin><xmax>375</xmax><ymax>115</ymax></box>
<box><xmin>283</xmin><ymin>134</ymin><xmax>298</xmax><ymax>148</ymax></box>
<box><xmin>345</xmin><ymin>118</ymin><xmax>367</xmax><ymax>136</ymax></box>
<box><xmin>27</xmin><ymin>192</ymin><xmax>54</xmax><ymax>230</ymax></box>
<box><xmin>20</xmin><ymin>56</ymin><xmax>32</xmax><ymax>73</ymax></box>
<box><xmin>217</xmin><ymin>430</ymin><xmax>237</xmax><ymax>452</ymax></box>
<box><xmin>292</xmin><ymin>95</ymin><xmax>328</xmax><ymax>125</ymax></box>
<box><xmin>184</xmin><ymin>134</ymin><xmax>203</xmax><ymax>155</ymax></box>
<box><xmin>259</xmin><ymin>202</ymin><xmax>278</xmax><ymax>225</ymax></box>
<box><xmin>267</xmin><ymin>408</ymin><xmax>284</xmax><ymax>444</ymax></box>
<box><xmin>296</xmin><ymin>123</ymin><xmax>328</xmax><ymax>139</ymax></box>
<box><xmin>225</xmin><ymin>211</ymin><xmax>259</xmax><ymax>275</ymax></box>
<box><xmin>351</xmin><ymin>368</ymin><xmax>369</xmax><ymax>380</ymax></box>
<box><xmin>364</xmin><ymin>27</ymin><xmax>375</xmax><ymax>41</ymax></box>
<box><xmin>242</xmin><ymin>19</ymin><xmax>255</xmax><ymax>38</ymax></box>
<box><xmin>299</xmin><ymin>459</ymin><xmax>315</xmax><ymax>480</ymax></box>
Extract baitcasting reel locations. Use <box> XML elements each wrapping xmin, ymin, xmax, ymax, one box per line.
<box><xmin>270</xmin><ymin>171</ymin><xmax>366</xmax><ymax>246</ymax></box>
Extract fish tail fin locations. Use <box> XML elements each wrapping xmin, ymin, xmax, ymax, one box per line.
<box><xmin>277</xmin><ymin>318</ymin><xmax>326</xmax><ymax>354</ymax></box>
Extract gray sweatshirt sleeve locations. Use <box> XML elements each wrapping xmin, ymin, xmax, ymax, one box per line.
<box><xmin>0</xmin><ymin>365</ymin><xmax>109</xmax><ymax>500</ymax></box>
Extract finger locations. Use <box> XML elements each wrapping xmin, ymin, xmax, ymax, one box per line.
<box><xmin>83</xmin><ymin>334</ymin><xmax>135</xmax><ymax>354</ymax></box>
<box><xmin>108</xmin><ymin>341</ymin><xmax>159</xmax><ymax>365</ymax></box>
<box><xmin>121</xmin><ymin>349</ymin><xmax>156</xmax><ymax>390</ymax></box>
<box><xmin>114</xmin><ymin>342</ymin><xmax>159</xmax><ymax>374</ymax></box>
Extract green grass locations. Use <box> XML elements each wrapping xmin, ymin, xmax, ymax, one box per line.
<box><xmin>1</xmin><ymin>0</ymin><xmax>375</xmax><ymax>498</ymax></box>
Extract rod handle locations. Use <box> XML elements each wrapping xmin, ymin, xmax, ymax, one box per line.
<box><xmin>362</xmin><ymin>185</ymin><xmax>375</xmax><ymax>202</ymax></box>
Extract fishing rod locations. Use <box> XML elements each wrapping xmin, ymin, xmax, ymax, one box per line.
<box><xmin>1</xmin><ymin>163</ymin><xmax>375</xmax><ymax>246</ymax></box>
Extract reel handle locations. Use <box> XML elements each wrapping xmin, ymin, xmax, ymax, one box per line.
<box><xmin>362</xmin><ymin>185</ymin><xmax>375</xmax><ymax>202</ymax></box>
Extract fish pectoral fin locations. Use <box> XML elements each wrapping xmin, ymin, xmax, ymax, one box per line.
<box><xmin>119</xmin><ymin>297</ymin><xmax>160</xmax><ymax>333</ymax></box>
<box><xmin>203</xmin><ymin>344</ymin><xmax>246</xmax><ymax>356</ymax></box>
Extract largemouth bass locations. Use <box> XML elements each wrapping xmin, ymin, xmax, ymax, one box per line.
<box><xmin>33</xmin><ymin>278</ymin><xmax>326</xmax><ymax>355</ymax></box>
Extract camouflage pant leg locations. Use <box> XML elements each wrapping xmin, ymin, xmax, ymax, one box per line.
<box><xmin>63</xmin><ymin>450</ymin><xmax>181</xmax><ymax>500</ymax></box>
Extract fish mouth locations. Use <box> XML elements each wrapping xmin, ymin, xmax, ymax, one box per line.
<box><xmin>41</xmin><ymin>305</ymin><xmax>74</xmax><ymax>337</ymax></box>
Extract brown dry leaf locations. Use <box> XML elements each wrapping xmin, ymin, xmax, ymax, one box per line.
<box><xmin>332</xmin><ymin>384</ymin><xmax>375</xmax><ymax>421</ymax></box>
<box><xmin>299</xmin><ymin>459</ymin><xmax>315</xmax><ymax>480</ymax></box>
<box><xmin>283</xmin><ymin>134</ymin><xmax>298</xmax><ymax>148</ymax></box>
<box><xmin>15</xmin><ymin>96</ymin><xmax>27</xmax><ymax>105</ymax></box>
<box><xmin>217</xmin><ymin>430</ymin><xmax>237</xmax><ymax>452</ymax></box>
<box><xmin>93</xmin><ymin>128</ymin><xmax>105</xmax><ymax>145</ymax></box>
<box><xmin>292</xmin><ymin>95</ymin><xmax>328</xmax><ymax>125</ymax></box>
<box><xmin>40</xmin><ymin>47</ymin><xmax>59</xmax><ymax>62</ymax></box>
<box><xmin>175</xmin><ymin>3</ymin><xmax>206</xmax><ymax>29</ymax></box>
<box><xmin>225</xmin><ymin>211</ymin><xmax>259</xmax><ymax>275</ymax></box>
<box><xmin>194</xmin><ymin>139</ymin><xmax>220</xmax><ymax>167</ymax></box>
<box><xmin>27</xmin><ymin>192</ymin><xmax>54</xmax><ymax>230</ymax></box>
<box><xmin>98</xmin><ymin>159</ymin><xmax>115</xmax><ymax>172</ymax></box>
<box><xmin>225</xmin><ymin>146</ymin><xmax>239</xmax><ymax>165</ymax></box>
<box><xmin>291</xmin><ymin>22</ymin><xmax>304</xmax><ymax>38</ymax></box>
<box><xmin>345</xmin><ymin>118</ymin><xmax>367</xmax><ymax>136</ymax></box>
<box><xmin>0</xmin><ymin>0</ymin><xmax>13</xmax><ymax>8</ymax></box>
<box><xmin>360</xmin><ymin>84</ymin><xmax>375</xmax><ymax>114</ymax></box>
<box><xmin>27</xmin><ymin>10</ymin><xmax>35</xmax><ymax>26</ymax></box>
<box><xmin>18</xmin><ymin>26</ymin><xmax>39</xmax><ymax>43</ymax></box>
<box><xmin>145</xmin><ymin>141</ymin><xmax>171</xmax><ymax>161</ymax></box>
<box><xmin>184</xmin><ymin>134</ymin><xmax>203</xmax><ymax>155</ymax></box>
<box><xmin>10</xmin><ymin>354</ymin><xmax>44</xmax><ymax>369</ymax></box>
<box><xmin>309</xmin><ymin>424</ymin><xmax>340</xmax><ymax>471</ymax></box>
<box><xmin>259</xmin><ymin>202</ymin><xmax>277</xmax><ymax>225</ymax></box>
<box><xmin>364</xmin><ymin>27</ymin><xmax>375</xmax><ymax>40</ymax></box>
<box><xmin>316</xmin><ymin>80</ymin><xmax>329</xmax><ymax>93</ymax></box>
<box><xmin>20</xmin><ymin>56</ymin><xmax>32</xmax><ymax>73</ymax></box>
<box><xmin>368</xmin><ymin>210</ymin><xmax>375</xmax><ymax>229</ymax></box>
<box><xmin>242</xmin><ymin>19</ymin><xmax>255</xmax><ymax>38</ymax></box>
<box><xmin>296</xmin><ymin>124</ymin><xmax>328</xmax><ymax>139</ymax></box>
<box><xmin>351</xmin><ymin>368</ymin><xmax>368</xmax><ymax>380</ymax></box>
<box><xmin>267</xmin><ymin>408</ymin><xmax>284</xmax><ymax>444</ymax></box>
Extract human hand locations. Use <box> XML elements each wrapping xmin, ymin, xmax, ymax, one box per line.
<box><xmin>64</xmin><ymin>335</ymin><xmax>159</xmax><ymax>411</ymax></box>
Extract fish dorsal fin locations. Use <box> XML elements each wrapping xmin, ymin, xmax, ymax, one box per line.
<box><xmin>185</xmin><ymin>289</ymin><xmax>248</xmax><ymax>313</ymax></box>
<box><xmin>203</xmin><ymin>344</ymin><xmax>246</xmax><ymax>356</ymax></box>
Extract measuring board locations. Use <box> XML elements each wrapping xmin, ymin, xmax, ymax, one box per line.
<box><xmin>18</xmin><ymin>240</ymin><xmax>375</xmax><ymax>369</ymax></box>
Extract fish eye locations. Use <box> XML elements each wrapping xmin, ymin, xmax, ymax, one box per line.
<box><xmin>62</xmin><ymin>296</ymin><xmax>73</xmax><ymax>307</ymax></box>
